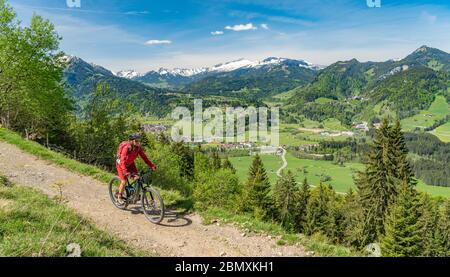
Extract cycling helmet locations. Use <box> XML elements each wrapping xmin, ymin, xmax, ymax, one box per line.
<box><xmin>128</xmin><ymin>133</ymin><xmax>142</xmax><ymax>140</ymax></box>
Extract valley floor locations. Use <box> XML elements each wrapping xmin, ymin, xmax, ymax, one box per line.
<box><xmin>0</xmin><ymin>141</ymin><xmax>308</xmax><ymax>257</ymax></box>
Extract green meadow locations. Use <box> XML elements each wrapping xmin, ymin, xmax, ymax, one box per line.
<box><xmin>229</xmin><ymin>153</ymin><xmax>450</xmax><ymax>197</ymax></box>
<box><xmin>401</xmin><ymin>96</ymin><xmax>449</xmax><ymax>131</ymax></box>
<box><xmin>430</xmin><ymin>122</ymin><xmax>450</xmax><ymax>142</ymax></box>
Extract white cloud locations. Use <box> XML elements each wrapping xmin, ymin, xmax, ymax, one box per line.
<box><xmin>260</xmin><ymin>23</ymin><xmax>269</xmax><ymax>30</ymax></box>
<box><xmin>211</xmin><ymin>31</ymin><xmax>224</xmax><ymax>36</ymax></box>
<box><xmin>225</xmin><ymin>23</ymin><xmax>257</xmax><ymax>31</ymax></box>
<box><xmin>145</xmin><ymin>39</ymin><xmax>172</xmax><ymax>45</ymax></box>
<box><xmin>420</xmin><ymin>11</ymin><xmax>437</xmax><ymax>24</ymax></box>
<box><xmin>125</xmin><ymin>11</ymin><xmax>150</xmax><ymax>15</ymax></box>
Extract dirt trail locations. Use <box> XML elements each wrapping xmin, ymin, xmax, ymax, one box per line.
<box><xmin>276</xmin><ymin>147</ymin><xmax>287</xmax><ymax>178</ymax></box>
<box><xmin>0</xmin><ymin>142</ymin><xmax>308</xmax><ymax>257</ymax></box>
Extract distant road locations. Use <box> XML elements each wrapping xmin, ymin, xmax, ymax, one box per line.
<box><xmin>276</xmin><ymin>147</ymin><xmax>287</xmax><ymax>177</ymax></box>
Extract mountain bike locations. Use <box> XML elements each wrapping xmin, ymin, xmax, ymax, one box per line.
<box><xmin>108</xmin><ymin>170</ymin><xmax>165</xmax><ymax>224</ymax></box>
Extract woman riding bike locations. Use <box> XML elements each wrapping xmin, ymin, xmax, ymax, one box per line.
<box><xmin>116</xmin><ymin>133</ymin><xmax>157</xmax><ymax>204</ymax></box>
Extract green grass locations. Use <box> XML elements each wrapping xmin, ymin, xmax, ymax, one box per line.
<box><xmin>0</xmin><ymin>128</ymin><xmax>183</xmax><ymax>206</ymax></box>
<box><xmin>427</xmin><ymin>60</ymin><xmax>444</xmax><ymax>71</ymax></box>
<box><xmin>279</xmin><ymin>132</ymin><xmax>316</xmax><ymax>146</ymax></box>
<box><xmin>271</xmin><ymin>89</ymin><xmax>296</xmax><ymax>100</ymax></box>
<box><xmin>0</xmin><ymin>177</ymin><xmax>148</xmax><ymax>257</ymax></box>
<box><xmin>0</xmin><ymin>128</ymin><xmax>112</xmax><ymax>183</ymax></box>
<box><xmin>139</xmin><ymin>116</ymin><xmax>175</xmax><ymax>126</ymax></box>
<box><xmin>230</xmin><ymin>153</ymin><xmax>450</xmax><ymax>197</ymax></box>
<box><xmin>279</xmin><ymin>119</ymin><xmax>350</xmax><ymax>146</ymax></box>
<box><xmin>321</xmin><ymin>118</ymin><xmax>347</xmax><ymax>131</ymax></box>
<box><xmin>285</xmin><ymin>153</ymin><xmax>363</xmax><ymax>192</ymax></box>
<box><xmin>230</xmin><ymin>154</ymin><xmax>281</xmax><ymax>184</ymax></box>
<box><xmin>200</xmin><ymin>207</ymin><xmax>359</xmax><ymax>257</ymax></box>
<box><xmin>401</xmin><ymin>96</ymin><xmax>450</xmax><ymax>131</ymax></box>
<box><xmin>373</xmin><ymin>101</ymin><xmax>385</xmax><ymax>114</ymax></box>
<box><xmin>430</xmin><ymin>122</ymin><xmax>450</xmax><ymax>142</ymax></box>
<box><xmin>416</xmin><ymin>179</ymin><xmax>450</xmax><ymax>198</ymax></box>
<box><xmin>314</xmin><ymin>97</ymin><xmax>334</xmax><ymax>104</ymax></box>
<box><xmin>229</xmin><ymin>154</ymin><xmax>363</xmax><ymax>193</ymax></box>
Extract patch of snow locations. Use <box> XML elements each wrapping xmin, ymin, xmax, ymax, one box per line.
<box><xmin>116</xmin><ymin>70</ymin><xmax>141</xmax><ymax>79</ymax></box>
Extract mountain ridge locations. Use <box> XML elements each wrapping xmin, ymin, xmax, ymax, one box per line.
<box><xmin>116</xmin><ymin>57</ymin><xmax>321</xmax><ymax>80</ymax></box>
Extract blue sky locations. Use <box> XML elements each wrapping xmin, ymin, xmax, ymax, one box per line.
<box><xmin>9</xmin><ymin>0</ymin><xmax>450</xmax><ymax>72</ymax></box>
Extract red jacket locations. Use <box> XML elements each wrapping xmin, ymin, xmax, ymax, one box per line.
<box><xmin>116</xmin><ymin>141</ymin><xmax>155</xmax><ymax>176</ymax></box>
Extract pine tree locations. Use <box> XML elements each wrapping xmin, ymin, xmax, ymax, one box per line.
<box><xmin>356</xmin><ymin>118</ymin><xmax>411</xmax><ymax>240</ymax></box>
<box><xmin>171</xmin><ymin>141</ymin><xmax>194</xmax><ymax>180</ymax></box>
<box><xmin>193</xmin><ymin>151</ymin><xmax>213</xmax><ymax>180</ymax></box>
<box><xmin>248</xmin><ymin>154</ymin><xmax>264</xmax><ymax>179</ymax></box>
<box><xmin>324</xmin><ymin>186</ymin><xmax>344</xmax><ymax>243</ymax></box>
<box><xmin>242</xmin><ymin>155</ymin><xmax>272</xmax><ymax>218</ymax></box>
<box><xmin>305</xmin><ymin>184</ymin><xmax>334</xmax><ymax>236</ymax></box>
<box><xmin>273</xmin><ymin>170</ymin><xmax>298</xmax><ymax>230</ymax></box>
<box><xmin>222</xmin><ymin>158</ymin><xmax>236</xmax><ymax>174</ymax></box>
<box><xmin>356</xmin><ymin>118</ymin><xmax>393</xmax><ymax>238</ymax></box>
<box><xmin>390</xmin><ymin>119</ymin><xmax>416</xmax><ymax>188</ymax></box>
<box><xmin>341</xmin><ymin>189</ymin><xmax>368</xmax><ymax>248</ymax></box>
<box><xmin>211</xmin><ymin>151</ymin><xmax>222</xmax><ymax>170</ymax></box>
<box><xmin>381</xmin><ymin>184</ymin><xmax>421</xmax><ymax>257</ymax></box>
<box><xmin>296</xmin><ymin>177</ymin><xmax>310</xmax><ymax>233</ymax></box>
<box><xmin>417</xmin><ymin>194</ymin><xmax>439</xmax><ymax>256</ymax></box>
<box><xmin>434</xmin><ymin>200</ymin><xmax>450</xmax><ymax>256</ymax></box>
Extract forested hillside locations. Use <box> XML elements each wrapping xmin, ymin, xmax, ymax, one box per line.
<box><xmin>284</xmin><ymin>46</ymin><xmax>450</xmax><ymax>125</ymax></box>
<box><xmin>183</xmin><ymin>59</ymin><xmax>317</xmax><ymax>98</ymax></box>
<box><xmin>63</xmin><ymin>56</ymin><xmax>171</xmax><ymax>117</ymax></box>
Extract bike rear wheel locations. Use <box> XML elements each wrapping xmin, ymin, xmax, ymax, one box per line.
<box><xmin>141</xmin><ymin>187</ymin><xmax>164</xmax><ymax>224</ymax></box>
<box><xmin>108</xmin><ymin>176</ymin><xmax>127</xmax><ymax>209</ymax></box>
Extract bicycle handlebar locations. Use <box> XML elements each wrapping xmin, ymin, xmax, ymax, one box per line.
<box><xmin>140</xmin><ymin>168</ymin><xmax>154</xmax><ymax>175</ymax></box>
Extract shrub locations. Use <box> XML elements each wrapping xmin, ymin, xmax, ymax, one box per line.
<box><xmin>193</xmin><ymin>169</ymin><xmax>241</xmax><ymax>210</ymax></box>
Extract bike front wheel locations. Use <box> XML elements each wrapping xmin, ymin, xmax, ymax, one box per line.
<box><xmin>108</xmin><ymin>176</ymin><xmax>127</xmax><ymax>209</ymax></box>
<box><xmin>141</xmin><ymin>187</ymin><xmax>165</xmax><ymax>224</ymax></box>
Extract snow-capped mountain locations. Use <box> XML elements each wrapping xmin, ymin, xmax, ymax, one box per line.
<box><xmin>115</xmin><ymin>69</ymin><xmax>141</xmax><ymax>79</ymax></box>
<box><xmin>209</xmin><ymin>58</ymin><xmax>255</xmax><ymax>72</ymax></box>
<box><xmin>115</xmin><ymin>57</ymin><xmax>322</xmax><ymax>80</ymax></box>
<box><xmin>156</xmin><ymin>67</ymin><xmax>209</xmax><ymax>77</ymax></box>
<box><xmin>208</xmin><ymin>57</ymin><xmax>322</xmax><ymax>72</ymax></box>
<box><xmin>113</xmin><ymin>57</ymin><xmax>322</xmax><ymax>90</ymax></box>
<box><xmin>62</xmin><ymin>55</ymin><xmax>115</xmax><ymax>77</ymax></box>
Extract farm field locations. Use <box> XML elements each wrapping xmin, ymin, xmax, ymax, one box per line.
<box><xmin>229</xmin><ymin>154</ymin><xmax>363</xmax><ymax>192</ymax></box>
<box><xmin>401</xmin><ymin>96</ymin><xmax>449</xmax><ymax>131</ymax></box>
<box><xmin>279</xmin><ymin>119</ymin><xmax>355</xmax><ymax>146</ymax></box>
<box><xmin>229</xmin><ymin>153</ymin><xmax>450</xmax><ymax>197</ymax></box>
<box><xmin>430</xmin><ymin>122</ymin><xmax>450</xmax><ymax>142</ymax></box>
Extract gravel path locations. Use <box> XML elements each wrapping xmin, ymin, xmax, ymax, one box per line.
<box><xmin>0</xmin><ymin>141</ymin><xmax>309</xmax><ymax>257</ymax></box>
<box><xmin>276</xmin><ymin>147</ymin><xmax>288</xmax><ymax>177</ymax></box>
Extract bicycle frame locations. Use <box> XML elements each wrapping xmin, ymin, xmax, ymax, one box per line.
<box><xmin>125</xmin><ymin>178</ymin><xmax>142</xmax><ymax>204</ymax></box>
<box><xmin>125</xmin><ymin>171</ymin><xmax>153</xmax><ymax>204</ymax></box>
<box><xmin>109</xmin><ymin>169</ymin><xmax>164</xmax><ymax>224</ymax></box>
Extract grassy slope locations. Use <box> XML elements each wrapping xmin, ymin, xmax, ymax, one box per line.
<box><xmin>279</xmin><ymin>120</ymin><xmax>350</xmax><ymax>146</ymax></box>
<box><xmin>0</xmin><ymin>128</ymin><xmax>181</xmax><ymax>205</ymax></box>
<box><xmin>430</xmin><ymin>122</ymin><xmax>450</xmax><ymax>142</ymax></box>
<box><xmin>201</xmin><ymin>208</ymin><xmax>360</xmax><ymax>257</ymax></box>
<box><xmin>401</xmin><ymin>96</ymin><xmax>449</xmax><ymax>131</ymax></box>
<box><xmin>229</xmin><ymin>154</ymin><xmax>363</xmax><ymax>192</ymax></box>
<box><xmin>0</xmin><ymin>128</ymin><xmax>357</xmax><ymax>256</ymax></box>
<box><xmin>0</xmin><ymin>176</ymin><xmax>148</xmax><ymax>257</ymax></box>
<box><xmin>0</xmin><ymin>129</ymin><xmax>113</xmax><ymax>183</ymax></box>
<box><xmin>230</xmin><ymin>152</ymin><xmax>450</xmax><ymax>197</ymax></box>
